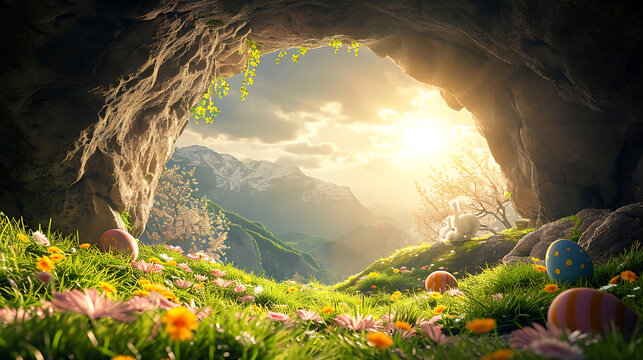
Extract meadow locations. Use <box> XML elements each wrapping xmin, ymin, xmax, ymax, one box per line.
<box><xmin>0</xmin><ymin>215</ymin><xmax>641</xmax><ymax>359</ymax></box>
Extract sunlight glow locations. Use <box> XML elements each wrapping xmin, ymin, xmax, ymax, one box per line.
<box><xmin>401</xmin><ymin>120</ymin><xmax>443</xmax><ymax>154</ymax></box>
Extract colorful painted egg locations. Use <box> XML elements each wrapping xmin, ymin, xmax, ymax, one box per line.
<box><xmin>425</xmin><ymin>271</ymin><xmax>458</xmax><ymax>293</ymax></box>
<box><xmin>545</xmin><ymin>239</ymin><xmax>593</xmax><ymax>283</ymax></box>
<box><xmin>98</xmin><ymin>229</ymin><xmax>138</xmax><ymax>260</ymax></box>
<box><xmin>548</xmin><ymin>288</ymin><xmax>638</xmax><ymax>336</ymax></box>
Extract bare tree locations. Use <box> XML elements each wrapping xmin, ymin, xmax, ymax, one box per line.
<box><xmin>412</xmin><ymin>147</ymin><xmax>512</xmax><ymax>241</ymax></box>
<box><xmin>144</xmin><ymin>166</ymin><xmax>228</xmax><ymax>259</ymax></box>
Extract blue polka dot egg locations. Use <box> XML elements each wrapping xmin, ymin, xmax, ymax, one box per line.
<box><xmin>545</xmin><ymin>239</ymin><xmax>593</xmax><ymax>283</ymax></box>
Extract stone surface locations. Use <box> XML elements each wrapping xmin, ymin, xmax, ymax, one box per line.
<box><xmin>504</xmin><ymin>202</ymin><xmax>643</xmax><ymax>264</ymax></box>
<box><xmin>1</xmin><ymin>0</ymin><xmax>641</xmax><ymax>243</ymax></box>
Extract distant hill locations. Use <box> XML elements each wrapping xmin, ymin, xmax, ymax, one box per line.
<box><xmin>279</xmin><ymin>233</ymin><xmax>333</xmax><ymax>253</ymax></box>
<box><xmin>168</xmin><ymin>146</ymin><xmax>379</xmax><ymax>238</ymax></box>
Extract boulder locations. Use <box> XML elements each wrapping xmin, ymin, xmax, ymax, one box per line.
<box><xmin>503</xmin><ymin>203</ymin><xmax>643</xmax><ymax>265</ymax></box>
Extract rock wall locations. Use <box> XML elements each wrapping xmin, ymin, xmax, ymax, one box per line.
<box><xmin>1</xmin><ymin>0</ymin><xmax>641</xmax><ymax>242</ymax></box>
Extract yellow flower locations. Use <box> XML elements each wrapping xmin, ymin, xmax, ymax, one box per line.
<box><xmin>98</xmin><ymin>281</ymin><xmax>116</xmax><ymax>294</ymax></box>
<box><xmin>609</xmin><ymin>275</ymin><xmax>621</xmax><ymax>284</ymax></box>
<box><xmin>251</xmin><ymin>305</ymin><xmax>261</xmax><ymax>312</ymax></box>
<box><xmin>430</xmin><ymin>292</ymin><xmax>443</xmax><ymax>299</ymax></box>
<box><xmin>621</xmin><ymin>270</ymin><xmax>637</xmax><ymax>284</ymax></box>
<box><xmin>531</xmin><ymin>257</ymin><xmax>539</xmax><ymax>262</ymax></box>
<box><xmin>321</xmin><ymin>305</ymin><xmax>336</xmax><ymax>314</ymax></box>
<box><xmin>367</xmin><ymin>271</ymin><xmax>379</xmax><ymax>277</ymax></box>
<box><xmin>50</xmin><ymin>253</ymin><xmax>66</xmax><ymax>262</ymax></box>
<box><xmin>17</xmin><ymin>234</ymin><xmax>30</xmax><ymax>242</ymax></box>
<box><xmin>111</xmin><ymin>356</ymin><xmax>136</xmax><ymax>360</ymax></box>
<box><xmin>534</xmin><ymin>265</ymin><xmax>546</xmax><ymax>272</ymax></box>
<box><xmin>393</xmin><ymin>269</ymin><xmax>399</xmax><ymax>274</ymax></box>
<box><xmin>138</xmin><ymin>279</ymin><xmax>151</xmax><ymax>286</ymax></box>
<box><xmin>433</xmin><ymin>305</ymin><xmax>447</xmax><ymax>316</ymax></box>
<box><xmin>481</xmin><ymin>349</ymin><xmax>515</xmax><ymax>360</ymax></box>
<box><xmin>36</xmin><ymin>256</ymin><xmax>55</xmax><ymax>272</ymax></box>
<box><xmin>465</xmin><ymin>318</ymin><xmax>496</xmax><ymax>334</ymax></box>
<box><xmin>287</xmin><ymin>287</ymin><xmax>298</xmax><ymax>293</ymax></box>
<box><xmin>148</xmin><ymin>257</ymin><xmax>162</xmax><ymax>264</ymax></box>
<box><xmin>165</xmin><ymin>260</ymin><xmax>177</xmax><ymax>266</ymax></box>
<box><xmin>79</xmin><ymin>243</ymin><xmax>91</xmax><ymax>249</ymax></box>
<box><xmin>47</xmin><ymin>246</ymin><xmax>62</xmax><ymax>253</ymax></box>
<box><xmin>394</xmin><ymin>321</ymin><xmax>412</xmax><ymax>331</ymax></box>
<box><xmin>390</xmin><ymin>291</ymin><xmax>401</xmax><ymax>301</ymax></box>
<box><xmin>132</xmin><ymin>290</ymin><xmax>150</xmax><ymax>297</ymax></box>
<box><xmin>162</xmin><ymin>307</ymin><xmax>198</xmax><ymax>341</ymax></box>
<box><xmin>366</xmin><ymin>332</ymin><xmax>393</xmax><ymax>350</ymax></box>
<box><xmin>543</xmin><ymin>284</ymin><xmax>559</xmax><ymax>293</ymax></box>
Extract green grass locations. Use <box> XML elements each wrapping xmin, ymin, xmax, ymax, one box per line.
<box><xmin>0</xmin><ymin>215</ymin><xmax>641</xmax><ymax>359</ymax></box>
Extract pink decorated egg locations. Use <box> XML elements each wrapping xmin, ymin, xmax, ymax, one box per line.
<box><xmin>98</xmin><ymin>229</ymin><xmax>138</xmax><ymax>260</ymax></box>
<box><xmin>425</xmin><ymin>271</ymin><xmax>458</xmax><ymax>293</ymax></box>
<box><xmin>548</xmin><ymin>288</ymin><xmax>638</xmax><ymax>336</ymax></box>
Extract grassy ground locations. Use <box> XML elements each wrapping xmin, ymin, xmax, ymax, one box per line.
<box><xmin>0</xmin><ymin>215</ymin><xmax>641</xmax><ymax>359</ymax></box>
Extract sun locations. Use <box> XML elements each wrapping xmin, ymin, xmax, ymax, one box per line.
<box><xmin>401</xmin><ymin>120</ymin><xmax>443</xmax><ymax>154</ymax></box>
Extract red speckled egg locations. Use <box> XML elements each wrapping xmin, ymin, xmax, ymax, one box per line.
<box><xmin>548</xmin><ymin>288</ymin><xmax>638</xmax><ymax>336</ymax></box>
<box><xmin>425</xmin><ymin>271</ymin><xmax>458</xmax><ymax>293</ymax></box>
<box><xmin>98</xmin><ymin>229</ymin><xmax>138</xmax><ymax>260</ymax></box>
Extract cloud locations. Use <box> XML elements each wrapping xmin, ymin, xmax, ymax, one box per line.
<box><xmin>275</xmin><ymin>155</ymin><xmax>323</xmax><ymax>169</ymax></box>
<box><xmin>283</xmin><ymin>142</ymin><xmax>336</xmax><ymax>155</ymax></box>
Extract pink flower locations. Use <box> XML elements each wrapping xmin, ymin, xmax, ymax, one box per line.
<box><xmin>334</xmin><ymin>313</ymin><xmax>382</xmax><ymax>331</ymax></box>
<box><xmin>240</xmin><ymin>295</ymin><xmax>255</xmax><ymax>302</ymax></box>
<box><xmin>510</xmin><ymin>321</ymin><xmax>568</xmax><ymax>349</ymax></box>
<box><xmin>234</xmin><ymin>283</ymin><xmax>246</xmax><ymax>293</ymax></box>
<box><xmin>32</xmin><ymin>231</ymin><xmax>49</xmax><ymax>246</ymax></box>
<box><xmin>128</xmin><ymin>291</ymin><xmax>177</xmax><ymax>312</ymax></box>
<box><xmin>211</xmin><ymin>269</ymin><xmax>227</xmax><ymax>278</ymax></box>
<box><xmin>177</xmin><ymin>263</ymin><xmax>192</xmax><ymax>272</ymax></box>
<box><xmin>186</xmin><ymin>253</ymin><xmax>199</xmax><ymax>260</ymax></box>
<box><xmin>420</xmin><ymin>322</ymin><xmax>449</xmax><ymax>344</ymax></box>
<box><xmin>491</xmin><ymin>293</ymin><xmax>504</xmax><ymax>301</ymax></box>
<box><xmin>213</xmin><ymin>278</ymin><xmax>234</xmax><ymax>287</ymax></box>
<box><xmin>174</xmin><ymin>279</ymin><xmax>193</xmax><ymax>289</ymax></box>
<box><xmin>35</xmin><ymin>272</ymin><xmax>53</xmax><ymax>283</ymax></box>
<box><xmin>0</xmin><ymin>307</ymin><xmax>32</xmax><ymax>323</ymax></box>
<box><xmin>131</xmin><ymin>260</ymin><xmax>164</xmax><ymax>273</ymax></box>
<box><xmin>52</xmin><ymin>289</ymin><xmax>136</xmax><ymax>322</ymax></box>
<box><xmin>438</xmin><ymin>266</ymin><xmax>445</xmax><ymax>270</ymax></box>
<box><xmin>194</xmin><ymin>274</ymin><xmax>207</xmax><ymax>281</ymax></box>
<box><xmin>267</xmin><ymin>311</ymin><xmax>291</xmax><ymax>323</ymax></box>
<box><xmin>164</xmin><ymin>244</ymin><xmax>184</xmax><ymax>254</ymax></box>
<box><xmin>296</xmin><ymin>309</ymin><xmax>323</xmax><ymax>323</ymax></box>
<box><xmin>529</xmin><ymin>338</ymin><xmax>585</xmax><ymax>359</ymax></box>
<box><xmin>437</xmin><ymin>258</ymin><xmax>445</xmax><ymax>262</ymax></box>
<box><xmin>359</xmin><ymin>276</ymin><xmax>367</xmax><ymax>281</ymax></box>
<box><xmin>184</xmin><ymin>304</ymin><xmax>212</xmax><ymax>320</ymax></box>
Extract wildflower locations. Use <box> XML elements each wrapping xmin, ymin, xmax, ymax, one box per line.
<box><xmin>98</xmin><ymin>281</ymin><xmax>117</xmax><ymax>294</ymax></box>
<box><xmin>609</xmin><ymin>275</ymin><xmax>620</xmax><ymax>284</ymax></box>
<box><xmin>131</xmin><ymin>260</ymin><xmax>164</xmax><ymax>273</ymax></box>
<box><xmin>371</xmin><ymin>285</ymin><xmax>377</xmax><ymax>290</ymax></box>
<box><xmin>36</xmin><ymin>256</ymin><xmax>55</xmax><ymax>272</ymax></box>
<box><xmin>394</xmin><ymin>321</ymin><xmax>412</xmax><ymax>331</ymax></box>
<box><xmin>390</xmin><ymin>291</ymin><xmax>401</xmax><ymax>301</ymax></box>
<box><xmin>465</xmin><ymin>318</ymin><xmax>496</xmax><ymax>334</ymax></box>
<box><xmin>334</xmin><ymin>313</ymin><xmax>382</xmax><ymax>331</ymax></box>
<box><xmin>79</xmin><ymin>243</ymin><xmax>90</xmax><ymax>249</ymax></box>
<box><xmin>446</xmin><ymin>288</ymin><xmax>465</xmax><ymax>298</ymax></box>
<box><xmin>393</xmin><ymin>269</ymin><xmax>399</xmax><ymax>274</ymax></box>
<box><xmin>138</xmin><ymin>279</ymin><xmax>151</xmax><ymax>286</ymax></box>
<box><xmin>17</xmin><ymin>234</ymin><xmax>30</xmax><ymax>242</ymax></box>
<box><xmin>234</xmin><ymin>283</ymin><xmax>246</xmax><ymax>293</ymax></box>
<box><xmin>251</xmin><ymin>305</ymin><xmax>261</xmax><ymax>312</ymax></box>
<box><xmin>129</xmin><ymin>291</ymin><xmax>177</xmax><ymax>311</ymax></box>
<box><xmin>174</xmin><ymin>279</ymin><xmax>193</xmax><ymax>289</ymax></box>
<box><xmin>254</xmin><ymin>285</ymin><xmax>264</xmax><ymax>295</ymax></box>
<box><xmin>148</xmin><ymin>257</ymin><xmax>162</xmax><ymax>264</ymax></box>
<box><xmin>47</xmin><ymin>246</ymin><xmax>62</xmax><ymax>253</ymax></box>
<box><xmin>481</xmin><ymin>349</ymin><xmax>514</xmax><ymax>360</ymax></box>
<box><xmin>35</xmin><ymin>272</ymin><xmax>53</xmax><ymax>283</ymax></box>
<box><xmin>491</xmin><ymin>293</ymin><xmax>504</xmax><ymax>301</ymax></box>
<box><xmin>177</xmin><ymin>263</ymin><xmax>192</xmax><ymax>272</ymax></box>
<box><xmin>430</xmin><ymin>292</ymin><xmax>443</xmax><ymax>299</ymax></box>
<box><xmin>211</xmin><ymin>269</ymin><xmax>227</xmax><ymax>278</ymax></box>
<box><xmin>510</xmin><ymin>321</ymin><xmax>568</xmax><ymax>349</ymax></box>
<box><xmin>366</xmin><ymin>332</ymin><xmax>393</xmax><ymax>350</ymax></box>
<box><xmin>240</xmin><ymin>295</ymin><xmax>255</xmax><ymax>302</ymax></box>
<box><xmin>164</xmin><ymin>244</ymin><xmax>184</xmax><ymax>254</ymax></box>
<box><xmin>433</xmin><ymin>305</ymin><xmax>447</xmax><ymax>316</ymax></box>
<box><xmin>297</xmin><ymin>309</ymin><xmax>323</xmax><ymax>323</ymax></box>
<box><xmin>185</xmin><ymin>254</ymin><xmax>199</xmax><ymax>260</ymax></box>
<box><xmin>321</xmin><ymin>305</ymin><xmax>336</xmax><ymax>314</ymax></box>
<box><xmin>165</xmin><ymin>260</ymin><xmax>177</xmax><ymax>266</ymax></box>
<box><xmin>359</xmin><ymin>276</ymin><xmax>367</xmax><ymax>281</ymax></box>
<box><xmin>112</xmin><ymin>356</ymin><xmax>136</xmax><ymax>360</ymax></box>
<box><xmin>162</xmin><ymin>307</ymin><xmax>198</xmax><ymax>341</ymax></box>
<box><xmin>287</xmin><ymin>287</ymin><xmax>297</xmax><ymax>293</ymax></box>
<box><xmin>420</xmin><ymin>322</ymin><xmax>449</xmax><ymax>344</ymax></box>
<box><xmin>529</xmin><ymin>337</ymin><xmax>584</xmax><ymax>359</ymax></box>
<box><xmin>49</xmin><ymin>253</ymin><xmax>66</xmax><ymax>262</ymax></box>
<box><xmin>159</xmin><ymin>253</ymin><xmax>174</xmax><ymax>262</ymax></box>
<box><xmin>535</xmin><ymin>265</ymin><xmax>546</xmax><ymax>272</ymax></box>
<box><xmin>267</xmin><ymin>311</ymin><xmax>291</xmax><ymax>324</ymax></box>
<box><xmin>32</xmin><ymin>231</ymin><xmax>49</xmax><ymax>246</ymax></box>
<box><xmin>543</xmin><ymin>284</ymin><xmax>559</xmax><ymax>293</ymax></box>
<box><xmin>621</xmin><ymin>270</ymin><xmax>637</xmax><ymax>284</ymax></box>
<box><xmin>132</xmin><ymin>290</ymin><xmax>150</xmax><ymax>297</ymax></box>
<box><xmin>52</xmin><ymin>289</ymin><xmax>135</xmax><ymax>321</ymax></box>
<box><xmin>438</xmin><ymin>266</ymin><xmax>445</xmax><ymax>270</ymax></box>
<box><xmin>531</xmin><ymin>257</ymin><xmax>540</xmax><ymax>262</ymax></box>
<box><xmin>213</xmin><ymin>278</ymin><xmax>233</xmax><ymax>287</ymax></box>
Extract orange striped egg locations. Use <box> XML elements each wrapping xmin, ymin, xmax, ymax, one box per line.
<box><xmin>548</xmin><ymin>288</ymin><xmax>638</xmax><ymax>336</ymax></box>
<box><xmin>425</xmin><ymin>271</ymin><xmax>458</xmax><ymax>293</ymax></box>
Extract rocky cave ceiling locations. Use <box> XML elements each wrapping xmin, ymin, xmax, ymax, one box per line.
<box><xmin>0</xmin><ymin>0</ymin><xmax>641</xmax><ymax>242</ymax></box>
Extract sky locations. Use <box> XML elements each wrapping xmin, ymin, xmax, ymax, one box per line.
<box><xmin>176</xmin><ymin>46</ymin><xmax>488</xmax><ymax>229</ymax></box>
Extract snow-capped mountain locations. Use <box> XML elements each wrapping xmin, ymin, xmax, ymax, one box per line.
<box><xmin>167</xmin><ymin>145</ymin><xmax>379</xmax><ymax>238</ymax></box>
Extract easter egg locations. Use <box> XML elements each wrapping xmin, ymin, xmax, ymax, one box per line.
<box><xmin>425</xmin><ymin>271</ymin><xmax>457</xmax><ymax>293</ymax></box>
<box><xmin>98</xmin><ymin>229</ymin><xmax>138</xmax><ymax>260</ymax></box>
<box><xmin>548</xmin><ymin>288</ymin><xmax>638</xmax><ymax>336</ymax></box>
<box><xmin>545</xmin><ymin>239</ymin><xmax>593</xmax><ymax>283</ymax></box>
